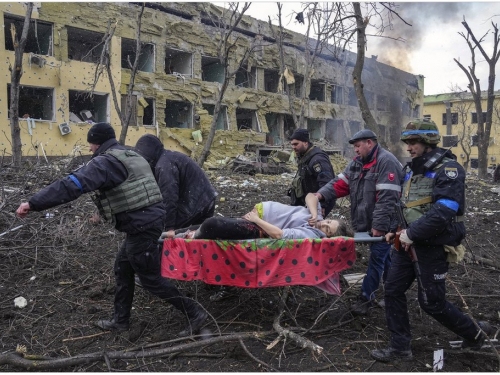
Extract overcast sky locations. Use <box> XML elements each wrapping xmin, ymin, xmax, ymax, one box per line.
<box><xmin>240</xmin><ymin>2</ymin><xmax>500</xmax><ymax>96</ymax></box>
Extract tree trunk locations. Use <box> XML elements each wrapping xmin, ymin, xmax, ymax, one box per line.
<box><xmin>352</xmin><ymin>3</ymin><xmax>387</xmax><ymax>150</ymax></box>
<box><xmin>9</xmin><ymin>3</ymin><xmax>34</xmax><ymax>167</ymax></box>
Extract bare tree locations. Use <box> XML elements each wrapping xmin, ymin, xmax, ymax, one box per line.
<box><xmin>8</xmin><ymin>2</ymin><xmax>34</xmax><ymax>167</ymax></box>
<box><xmin>454</xmin><ymin>19</ymin><xmax>500</xmax><ymax>178</ymax></box>
<box><xmin>91</xmin><ymin>3</ymin><xmax>145</xmax><ymax>145</ymax></box>
<box><xmin>196</xmin><ymin>2</ymin><xmax>256</xmax><ymax>168</ymax></box>
<box><xmin>450</xmin><ymin>86</ymin><xmax>474</xmax><ymax>172</ymax></box>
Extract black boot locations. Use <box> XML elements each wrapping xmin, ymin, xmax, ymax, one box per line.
<box><xmin>96</xmin><ymin>318</ymin><xmax>129</xmax><ymax>332</ymax></box>
<box><xmin>371</xmin><ymin>347</ymin><xmax>413</xmax><ymax>362</ymax></box>
<box><xmin>179</xmin><ymin>307</ymin><xmax>207</xmax><ymax>337</ymax></box>
<box><xmin>351</xmin><ymin>294</ymin><xmax>371</xmax><ymax>316</ymax></box>
<box><xmin>462</xmin><ymin>321</ymin><xmax>496</xmax><ymax>350</ymax></box>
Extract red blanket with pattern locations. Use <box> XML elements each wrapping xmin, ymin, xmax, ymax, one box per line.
<box><xmin>161</xmin><ymin>237</ymin><xmax>356</xmax><ymax>295</ymax></box>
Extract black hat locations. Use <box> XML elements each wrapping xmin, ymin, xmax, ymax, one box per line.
<box><xmin>87</xmin><ymin>122</ymin><xmax>116</xmax><ymax>145</ymax></box>
<box><xmin>290</xmin><ymin>128</ymin><xmax>310</xmax><ymax>143</ymax></box>
<box><xmin>348</xmin><ymin>129</ymin><xmax>377</xmax><ymax>144</ymax></box>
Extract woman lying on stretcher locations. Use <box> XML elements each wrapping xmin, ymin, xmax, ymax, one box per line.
<box><xmin>163</xmin><ymin>193</ymin><xmax>353</xmax><ymax>240</ymax></box>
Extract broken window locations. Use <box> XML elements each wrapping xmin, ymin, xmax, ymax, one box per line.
<box><xmin>471</xmin><ymin>134</ymin><xmax>479</xmax><ymax>146</ymax></box>
<box><xmin>293</xmin><ymin>75</ymin><xmax>304</xmax><ymax>97</ymax></box>
<box><xmin>7</xmin><ymin>84</ymin><xmax>54</xmax><ymax>121</ymax></box>
<box><xmin>264</xmin><ymin>69</ymin><xmax>281</xmax><ymax>93</ymax></box>
<box><xmin>412</xmin><ymin>105</ymin><xmax>420</xmax><ymax>118</ymax></box>
<box><xmin>165</xmin><ymin>100</ymin><xmax>192</xmax><ymax>128</ymax></box>
<box><xmin>348</xmin><ymin>87</ymin><xmax>358</xmax><ymax>106</ymax></box>
<box><xmin>283</xmin><ymin>115</ymin><xmax>295</xmax><ymax>140</ymax></box>
<box><xmin>202</xmin><ymin>104</ymin><xmax>228</xmax><ymax>130</ymax></box>
<box><xmin>309</xmin><ymin>80</ymin><xmax>325</xmax><ymax>101</ymax></box>
<box><xmin>202</xmin><ymin>56</ymin><xmax>224</xmax><ymax>84</ymax></box>
<box><xmin>120</xmin><ymin>95</ymin><xmax>138</xmax><ymax>126</ymax></box>
<box><xmin>471</xmin><ymin>112</ymin><xmax>488</xmax><ymax>124</ymax></box>
<box><xmin>235</xmin><ymin>66</ymin><xmax>257</xmax><ymax>88</ymax></box>
<box><xmin>236</xmin><ymin>108</ymin><xmax>259</xmax><ymax>131</ymax></box>
<box><xmin>67</xmin><ymin>27</ymin><xmax>104</xmax><ymax>63</ymax></box>
<box><xmin>470</xmin><ymin>158</ymin><xmax>479</xmax><ymax>168</ymax></box>
<box><xmin>142</xmin><ymin>98</ymin><xmax>155</xmax><ymax>126</ymax></box>
<box><xmin>69</xmin><ymin>90</ymin><xmax>108</xmax><ymax>123</ymax></box>
<box><xmin>265</xmin><ymin>113</ymin><xmax>282</xmax><ymax>145</ymax></box>
<box><xmin>4</xmin><ymin>15</ymin><xmax>53</xmax><ymax>56</ymax></box>
<box><xmin>121</xmin><ymin>38</ymin><xmax>155</xmax><ymax>72</ymax></box>
<box><xmin>325</xmin><ymin>119</ymin><xmax>343</xmax><ymax>146</ymax></box>
<box><xmin>165</xmin><ymin>47</ymin><xmax>192</xmax><ymax>76</ymax></box>
<box><xmin>442</xmin><ymin>135</ymin><xmax>458</xmax><ymax>147</ymax></box>
<box><xmin>441</xmin><ymin>113</ymin><xmax>458</xmax><ymax>125</ymax></box>
<box><xmin>348</xmin><ymin>121</ymin><xmax>361</xmax><ymax>137</ymax></box>
<box><xmin>376</xmin><ymin>95</ymin><xmax>388</xmax><ymax>111</ymax></box>
<box><xmin>307</xmin><ymin>119</ymin><xmax>322</xmax><ymax>139</ymax></box>
<box><xmin>331</xmin><ymin>85</ymin><xmax>344</xmax><ymax>105</ymax></box>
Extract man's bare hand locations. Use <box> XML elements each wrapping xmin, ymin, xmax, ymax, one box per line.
<box><xmin>16</xmin><ymin>202</ymin><xmax>30</xmax><ymax>218</ymax></box>
<box><xmin>385</xmin><ymin>232</ymin><xmax>395</xmax><ymax>244</ymax></box>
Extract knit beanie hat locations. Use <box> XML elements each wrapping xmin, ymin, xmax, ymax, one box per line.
<box><xmin>87</xmin><ymin>122</ymin><xmax>116</xmax><ymax>145</ymax></box>
<box><xmin>290</xmin><ymin>128</ymin><xmax>310</xmax><ymax>142</ymax></box>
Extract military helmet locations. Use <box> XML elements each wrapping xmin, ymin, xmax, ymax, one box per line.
<box><xmin>400</xmin><ymin>119</ymin><xmax>440</xmax><ymax>145</ymax></box>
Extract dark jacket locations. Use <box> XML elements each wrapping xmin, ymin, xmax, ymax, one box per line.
<box><xmin>29</xmin><ymin>139</ymin><xmax>165</xmax><ymax>234</ymax></box>
<box><xmin>404</xmin><ymin>147</ymin><xmax>466</xmax><ymax>248</ymax></box>
<box><xmin>290</xmin><ymin>145</ymin><xmax>335</xmax><ymax>216</ymax></box>
<box><xmin>318</xmin><ymin>144</ymin><xmax>403</xmax><ymax>232</ymax></box>
<box><xmin>135</xmin><ymin>134</ymin><xmax>218</xmax><ymax>230</ymax></box>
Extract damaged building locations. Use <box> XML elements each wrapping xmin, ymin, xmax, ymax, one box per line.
<box><xmin>0</xmin><ymin>2</ymin><xmax>424</xmax><ymax>164</ymax></box>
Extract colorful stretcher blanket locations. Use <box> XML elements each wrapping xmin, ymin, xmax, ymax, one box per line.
<box><xmin>161</xmin><ymin>237</ymin><xmax>356</xmax><ymax>295</ymax></box>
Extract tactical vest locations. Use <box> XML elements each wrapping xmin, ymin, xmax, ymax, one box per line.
<box><xmin>93</xmin><ymin>149</ymin><xmax>162</xmax><ymax>223</ymax></box>
<box><xmin>291</xmin><ymin>146</ymin><xmax>323</xmax><ymax>200</ymax></box>
<box><xmin>402</xmin><ymin>157</ymin><xmax>463</xmax><ymax>224</ymax></box>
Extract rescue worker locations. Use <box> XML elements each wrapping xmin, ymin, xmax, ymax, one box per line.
<box><xmin>135</xmin><ymin>134</ymin><xmax>218</xmax><ymax>231</ymax></box>
<box><xmin>288</xmin><ymin>128</ymin><xmax>335</xmax><ymax>217</ymax></box>
<box><xmin>16</xmin><ymin>123</ymin><xmax>207</xmax><ymax>336</ymax></box>
<box><xmin>371</xmin><ymin>119</ymin><xmax>495</xmax><ymax>362</ymax></box>
<box><xmin>315</xmin><ymin>129</ymin><xmax>403</xmax><ymax>315</ymax></box>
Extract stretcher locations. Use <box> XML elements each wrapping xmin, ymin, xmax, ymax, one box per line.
<box><xmin>160</xmin><ymin>233</ymin><xmax>383</xmax><ymax>295</ymax></box>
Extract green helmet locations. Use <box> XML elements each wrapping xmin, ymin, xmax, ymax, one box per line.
<box><xmin>400</xmin><ymin>119</ymin><xmax>440</xmax><ymax>145</ymax></box>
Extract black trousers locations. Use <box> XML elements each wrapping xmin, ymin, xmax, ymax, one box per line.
<box><xmin>384</xmin><ymin>246</ymin><xmax>479</xmax><ymax>350</ymax></box>
<box><xmin>177</xmin><ymin>217</ymin><xmax>264</xmax><ymax>240</ymax></box>
<box><xmin>114</xmin><ymin>225</ymin><xmax>198</xmax><ymax>324</ymax></box>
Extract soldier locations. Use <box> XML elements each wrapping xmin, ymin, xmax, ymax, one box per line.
<box><xmin>16</xmin><ymin>123</ymin><xmax>207</xmax><ymax>336</ymax></box>
<box><xmin>288</xmin><ymin>128</ymin><xmax>335</xmax><ymax>217</ymax></box>
<box><xmin>371</xmin><ymin>119</ymin><xmax>495</xmax><ymax>362</ymax></box>
<box><xmin>315</xmin><ymin>129</ymin><xmax>403</xmax><ymax>315</ymax></box>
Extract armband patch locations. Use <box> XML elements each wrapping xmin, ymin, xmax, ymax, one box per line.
<box><xmin>313</xmin><ymin>163</ymin><xmax>322</xmax><ymax>173</ymax></box>
<box><xmin>444</xmin><ymin>167</ymin><xmax>458</xmax><ymax>179</ymax></box>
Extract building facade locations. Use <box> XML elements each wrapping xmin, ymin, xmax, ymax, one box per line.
<box><xmin>1</xmin><ymin>2</ymin><xmax>424</xmax><ymax>164</ymax></box>
<box><xmin>423</xmin><ymin>91</ymin><xmax>500</xmax><ymax>171</ymax></box>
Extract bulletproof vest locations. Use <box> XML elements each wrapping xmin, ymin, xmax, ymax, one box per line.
<box><xmin>401</xmin><ymin>157</ymin><xmax>452</xmax><ymax>224</ymax></box>
<box><xmin>291</xmin><ymin>146</ymin><xmax>323</xmax><ymax>200</ymax></box>
<box><xmin>93</xmin><ymin>149</ymin><xmax>162</xmax><ymax>223</ymax></box>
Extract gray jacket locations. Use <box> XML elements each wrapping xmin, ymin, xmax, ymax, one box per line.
<box><xmin>318</xmin><ymin>144</ymin><xmax>403</xmax><ymax>232</ymax></box>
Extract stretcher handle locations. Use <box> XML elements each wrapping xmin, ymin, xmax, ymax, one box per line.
<box><xmin>157</xmin><ymin>232</ymin><xmax>384</xmax><ymax>244</ymax></box>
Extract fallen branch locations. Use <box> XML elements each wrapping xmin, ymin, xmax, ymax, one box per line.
<box><xmin>0</xmin><ymin>332</ymin><xmax>264</xmax><ymax>370</ymax></box>
<box><xmin>62</xmin><ymin>331</ymin><xmax>110</xmax><ymax>343</ymax></box>
<box><xmin>268</xmin><ymin>287</ymin><xmax>323</xmax><ymax>355</ymax></box>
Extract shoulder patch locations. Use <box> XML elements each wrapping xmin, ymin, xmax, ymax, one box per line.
<box><xmin>388</xmin><ymin>172</ymin><xmax>395</xmax><ymax>181</ymax></box>
<box><xmin>444</xmin><ymin>167</ymin><xmax>458</xmax><ymax>179</ymax></box>
<box><xmin>313</xmin><ymin>163</ymin><xmax>322</xmax><ymax>173</ymax></box>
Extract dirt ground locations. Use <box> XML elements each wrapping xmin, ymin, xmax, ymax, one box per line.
<box><xmin>1</xmin><ymin>158</ymin><xmax>499</xmax><ymax>372</ymax></box>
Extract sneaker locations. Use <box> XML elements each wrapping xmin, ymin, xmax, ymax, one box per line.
<box><xmin>351</xmin><ymin>294</ymin><xmax>371</xmax><ymax>316</ymax></box>
<box><xmin>96</xmin><ymin>318</ymin><xmax>129</xmax><ymax>332</ymax></box>
<box><xmin>371</xmin><ymin>347</ymin><xmax>413</xmax><ymax>362</ymax></box>
<box><xmin>179</xmin><ymin>308</ymin><xmax>208</xmax><ymax>337</ymax></box>
<box><xmin>462</xmin><ymin>321</ymin><xmax>495</xmax><ymax>350</ymax></box>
